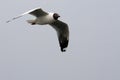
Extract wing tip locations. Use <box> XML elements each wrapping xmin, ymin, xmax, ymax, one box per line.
<box><xmin>6</xmin><ymin>20</ymin><xmax>10</xmax><ymax>23</ymax></box>
<box><xmin>60</xmin><ymin>41</ymin><xmax>68</xmax><ymax>52</ymax></box>
<box><xmin>61</xmin><ymin>48</ymin><xmax>67</xmax><ymax>52</ymax></box>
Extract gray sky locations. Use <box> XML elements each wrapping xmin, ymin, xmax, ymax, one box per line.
<box><xmin>0</xmin><ymin>0</ymin><xmax>120</xmax><ymax>80</ymax></box>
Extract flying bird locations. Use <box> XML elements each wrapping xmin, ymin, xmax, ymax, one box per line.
<box><xmin>7</xmin><ymin>7</ymin><xmax>69</xmax><ymax>52</ymax></box>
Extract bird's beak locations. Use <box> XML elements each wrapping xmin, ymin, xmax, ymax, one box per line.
<box><xmin>58</xmin><ymin>15</ymin><xmax>60</xmax><ymax>17</ymax></box>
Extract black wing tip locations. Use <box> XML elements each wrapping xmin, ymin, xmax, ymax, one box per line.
<box><xmin>59</xmin><ymin>40</ymin><xmax>68</xmax><ymax>52</ymax></box>
<box><xmin>61</xmin><ymin>48</ymin><xmax>67</xmax><ymax>52</ymax></box>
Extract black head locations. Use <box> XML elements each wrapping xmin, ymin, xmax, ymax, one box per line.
<box><xmin>53</xmin><ymin>13</ymin><xmax>60</xmax><ymax>20</ymax></box>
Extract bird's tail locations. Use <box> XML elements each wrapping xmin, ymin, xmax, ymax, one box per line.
<box><xmin>27</xmin><ymin>20</ymin><xmax>36</xmax><ymax>25</ymax></box>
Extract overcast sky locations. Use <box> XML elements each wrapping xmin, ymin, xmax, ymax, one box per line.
<box><xmin>0</xmin><ymin>0</ymin><xmax>120</xmax><ymax>80</ymax></box>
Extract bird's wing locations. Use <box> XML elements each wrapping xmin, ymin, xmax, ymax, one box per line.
<box><xmin>29</xmin><ymin>8</ymin><xmax>48</xmax><ymax>17</ymax></box>
<box><xmin>6</xmin><ymin>7</ymin><xmax>48</xmax><ymax>23</ymax></box>
<box><xmin>50</xmin><ymin>20</ymin><xmax>69</xmax><ymax>52</ymax></box>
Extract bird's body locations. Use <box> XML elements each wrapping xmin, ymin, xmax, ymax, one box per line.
<box><xmin>27</xmin><ymin>13</ymin><xmax>55</xmax><ymax>25</ymax></box>
<box><xmin>7</xmin><ymin>7</ymin><xmax>69</xmax><ymax>52</ymax></box>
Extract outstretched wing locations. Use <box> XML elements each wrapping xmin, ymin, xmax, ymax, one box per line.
<box><xmin>6</xmin><ymin>7</ymin><xmax>48</xmax><ymax>23</ymax></box>
<box><xmin>29</xmin><ymin>8</ymin><xmax>48</xmax><ymax>17</ymax></box>
<box><xmin>50</xmin><ymin>20</ymin><xmax>69</xmax><ymax>52</ymax></box>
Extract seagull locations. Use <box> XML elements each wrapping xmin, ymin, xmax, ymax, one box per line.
<box><xmin>7</xmin><ymin>7</ymin><xmax>69</xmax><ymax>52</ymax></box>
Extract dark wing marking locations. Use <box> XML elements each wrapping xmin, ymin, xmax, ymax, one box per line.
<box><xmin>50</xmin><ymin>20</ymin><xmax>69</xmax><ymax>52</ymax></box>
<box><xmin>29</xmin><ymin>8</ymin><xmax>48</xmax><ymax>17</ymax></box>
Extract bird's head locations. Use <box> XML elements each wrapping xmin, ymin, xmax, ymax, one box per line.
<box><xmin>53</xmin><ymin>13</ymin><xmax>60</xmax><ymax>20</ymax></box>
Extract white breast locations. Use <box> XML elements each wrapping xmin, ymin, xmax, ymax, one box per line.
<box><xmin>36</xmin><ymin>13</ymin><xmax>55</xmax><ymax>25</ymax></box>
